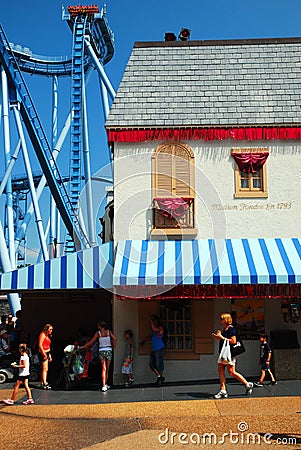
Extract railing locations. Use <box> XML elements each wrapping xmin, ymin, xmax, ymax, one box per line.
<box><xmin>153</xmin><ymin>197</ymin><xmax>195</xmax><ymax>229</ymax></box>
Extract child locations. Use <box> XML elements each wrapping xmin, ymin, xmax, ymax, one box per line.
<box><xmin>122</xmin><ymin>329</ymin><xmax>134</xmax><ymax>387</ymax></box>
<box><xmin>2</xmin><ymin>343</ymin><xmax>34</xmax><ymax>405</ymax></box>
<box><xmin>254</xmin><ymin>333</ymin><xmax>277</xmax><ymax>387</ymax></box>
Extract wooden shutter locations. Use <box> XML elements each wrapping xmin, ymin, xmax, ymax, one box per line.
<box><xmin>154</xmin><ymin>143</ymin><xmax>194</xmax><ymax>198</ymax></box>
<box><xmin>175</xmin><ymin>153</ymin><xmax>191</xmax><ymax>197</ymax></box>
<box><xmin>156</xmin><ymin>150</ymin><xmax>173</xmax><ymax>196</ymax></box>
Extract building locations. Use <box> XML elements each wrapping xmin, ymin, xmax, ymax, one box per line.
<box><xmin>0</xmin><ymin>36</ymin><xmax>300</xmax><ymax>385</ymax></box>
<box><xmin>106</xmin><ymin>37</ymin><xmax>301</xmax><ymax>384</ymax></box>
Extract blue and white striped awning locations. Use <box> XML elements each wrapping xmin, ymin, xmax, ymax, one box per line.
<box><xmin>0</xmin><ymin>242</ymin><xmax>113</xmax><ymax>291</ymax></box>
<box><xmin>113</xmin><ymin>238</ymin><xmax>301</xmax><ymax>286</ymax></box>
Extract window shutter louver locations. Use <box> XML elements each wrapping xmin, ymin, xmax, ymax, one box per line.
<box><xmin>154</xmin><ymin>143</ymin><xmax>194</xmax><ymax>197</ymax></box>
<box><xmin>156</xmin><ymin>152</ymin><xmax>173</xmax><ymax>196</ymax></box>
<box><xmin>175</xmin><ymin>156</ymin><xmax>191</xmax><ymax>197</ymax></box>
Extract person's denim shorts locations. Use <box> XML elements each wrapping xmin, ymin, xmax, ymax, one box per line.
<box><xmin>149</xmin><ymin>348</ymin><xmax>164</xmax><ymax>372</ymax></box>
<box><xmin>99</xmin><ymin>350</ymin><xmax>112</xmax><ymax>361</ymax></box>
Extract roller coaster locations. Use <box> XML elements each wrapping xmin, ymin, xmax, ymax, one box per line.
<box><xmin>0</xmin><ymin>4</ymin><xmax>115</xmax><ymax>313</ymax></box>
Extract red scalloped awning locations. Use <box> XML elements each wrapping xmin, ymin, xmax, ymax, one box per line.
<box><xmin>107</xmin><ymin>127</ymin><xmax>301</xmax><ymax>143</ymax></box>
<box><xmin>155</xmin><ymin>197</ymin><xmax>191</xmax><ymax>218</ymax></box>
<box><xmin>231</xmin><ymin>152</ymin><xmax>269</xmax><ymax>173</ymax></box>
<box><xmin>115</xmin><ymin>284</ymin><xmax>301</xmax><ymax>300</ymax></box>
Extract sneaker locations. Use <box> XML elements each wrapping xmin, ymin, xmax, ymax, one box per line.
<box><xmin>156</xmin><ymin>376</ymin><xmax>165</xmax><ymax>387</ymax></box>
<box><xmin>245</xmin><ymin>382</ymin><xmax>253</xmax><ymax>395</ymax></box>
<box><xmin>22</xmin><ymin>399</ymin><xmax>34</xmax><ymax>405</ymax></box>
<box><xmin>254</xmin><ymin>382</ymin><xmax>264</xmax><ymax>387</ymax></box>
<box><xmin>101</xmin><ymin>385</ymin><xmax>108</xmax><ymax>392</ymax></box>
<box><xmin>40</xmin><ymin>383</ymin><xmax>51</xmax><ymax>390</ymax></box>
<box><xmin>214</xmin><ymin>390</ymin><xmax>228</xmax><ymax>399</ymax></box>
<box><xmin>269</xmin><ymin>381</ymin><xmax>277</xmax><ymax>386</ymax></box>
<box><xmin>2</xmin><ymin>399</ymin><xmax>14</xmax><ymax>405</ymax></box>
<box><xmin>125</xmin><ymin>377</ymin><xmax>135</xmax><ymax>387</ymax></box>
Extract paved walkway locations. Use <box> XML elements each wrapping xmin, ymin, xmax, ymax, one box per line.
<box><xmin>0</xmin><ymin>380</ymin><xmax>300</xmax><ymax>449</ymax></box>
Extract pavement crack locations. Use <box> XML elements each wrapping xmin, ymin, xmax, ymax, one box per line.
<box><xmin>136</xmin><ymin>417</ymin><xmax>143</xmax><ymax>430</ymax></box>
<box><xmin>213</xmin><ymin>400</ymin><xmax>225</xmax><ymax>416</ymax></box>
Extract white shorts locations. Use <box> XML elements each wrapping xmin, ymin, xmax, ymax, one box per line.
<box><xmin>218</xmin><ymin>356</ymin><xmax>237</xmax><ymax>366</ymax></box>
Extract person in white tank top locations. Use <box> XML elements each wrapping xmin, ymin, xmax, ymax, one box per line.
<box><xmin>98</xmin><ymin>330</ymin><xmax>112</xmax><ymax>350</ymax></box>
<box><xmin>82</xmin><ymin>320</ymin><xmax>117</xmax><ymax>392</ymax></box>
<box><xmin>2</xmin><ymin>343</ymin><xmax>34</xmax><ymax>405</ymax></box>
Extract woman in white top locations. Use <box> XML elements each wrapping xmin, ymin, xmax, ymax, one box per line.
<box><xmin>83</xmin><ymin>321</ymin><xmax>117</xmax><ymax>392</ymax></box>
<box><xmin>2</xmin><ymin>343</ymin><xmax>34</xmax><ymax>405</ymax></box>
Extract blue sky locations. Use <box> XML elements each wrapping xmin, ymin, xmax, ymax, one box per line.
<box><xmin>0</xmin><ymin>0</ymin><xmax>300</xmax><ymax>261</ymax></box>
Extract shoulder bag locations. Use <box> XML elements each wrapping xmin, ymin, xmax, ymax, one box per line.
<box><xmin>230</xmin><ymin>338</ymin><xmax>246</xmax><ymax>357</ymax></box>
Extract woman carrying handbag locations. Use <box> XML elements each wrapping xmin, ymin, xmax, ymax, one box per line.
<box><xmin>212</xmin><ymin>312</ymin><xmax>253</xmax><ymax>399</ymax></box>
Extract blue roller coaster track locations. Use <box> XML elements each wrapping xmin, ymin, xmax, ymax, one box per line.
<box><xmin>0</xmin><ymin>4</ymin><xmax>116</xmax><ymax>313</ymax></box>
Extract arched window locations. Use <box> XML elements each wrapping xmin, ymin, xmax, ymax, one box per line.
<box><xmin>153</xmin><ymin>142</ymin><xmax>194</xmax><ymax>197</ymax></box>
<box><xmin>152</xmin><ymin>142</ymin><xmax>196</xmax><ymax>234</ymax></box>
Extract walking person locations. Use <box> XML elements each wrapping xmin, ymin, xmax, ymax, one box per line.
<box><xmin>122</xmin><ymin>329</ymin><xmax>135</xmax><ymax>387</ymax></box>
<box><xmin>2</xmin><ymin>343</ymin><xmax>34</xmax><ymax>405</ymax></box>
<box><xmin>254</xmin><ymin>332</ymin><xmax>277</xmax><ymax>387</ymax></box>
<box><xmin>140</xmin><ymin>314</ymin><xmax>166</xmax><ymax>387</ymax></box>
<box><xmin>212</xmin><ymin>312</ymin><xmax>253</xmax><ymax>398</ymax></box>
<box><xmin>82</xmin><ymin>320</ymin><xmax>117</xmax><ymax>392</ymax></box>
<box><xmin>38</xmin><ymin>323</ymin><xmax>53</xmax><ymax>389</ymax></box>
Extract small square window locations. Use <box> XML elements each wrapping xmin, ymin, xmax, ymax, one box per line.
<box><xmin>232</xmin><ymin>148</ymin><xmax>268</xmax><ymax>198</ymax></box>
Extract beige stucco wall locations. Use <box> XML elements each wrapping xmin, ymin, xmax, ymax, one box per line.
<box><xmin>114</xmin><ymin>140</ymin><xmax>301</xmax><ymax>241</ymax></box>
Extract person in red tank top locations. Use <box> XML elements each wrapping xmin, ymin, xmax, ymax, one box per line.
<box><xmin>38</xmin><ymin>323</ymin><xmax>53</xmax><ymax>389</ymax></box>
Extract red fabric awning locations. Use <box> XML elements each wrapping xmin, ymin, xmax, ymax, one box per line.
<box><xmin>231</xmin><ymin>152</ymin><xmax>269</xmax><ymax>173</ymax></box>
<box><xmin>155</xmin><ymin>197</ymin><xmax>191</xmax><ymax>218</ymax></box>
<box><xmin>107</xmin><ymin>127</ymin><xmax>301</xmax><ymax>143</ymax></box>
<box><xmin>115</xmin><ymin>283</ymin><xmax>301</xmax><ymax>301</ymax></box>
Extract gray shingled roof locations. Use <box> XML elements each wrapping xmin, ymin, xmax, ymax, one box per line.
<box><xmin>106</xmin><ymin>38</ymin><xmax>301</xmax><ymax>129</ymax></box>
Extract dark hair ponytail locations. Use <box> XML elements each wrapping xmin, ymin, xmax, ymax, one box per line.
<box><xmin>98</xmin><ymin>320</ymin><xmax>108</xmax><ymax>330</ymax></box>
<box><xmin>19</xmin><ymin>343</ymin><xmax>30</xmax><ymax>355</ymax></box>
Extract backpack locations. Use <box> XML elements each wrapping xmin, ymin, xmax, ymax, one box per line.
<box><xmin>162</xmin><ymin>328</ymin><xmax>169</xmax><ymax>347</ymax></box>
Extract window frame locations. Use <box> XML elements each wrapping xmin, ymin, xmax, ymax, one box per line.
<box><xmin>232</xmin><ymin>148</ymin><xmax>268</xmax><ymax>199</ymax></box>
<box><xmin>152</xmin><ymin>142</ymin><xmax>195</xmax><ymax>197</ymax></box>
<box><xmin>160</xmin><ymin>301</ymin><xmax>193</xmax><ymax>354</ymax></box>
<box><xmin>138</xmin><ymin>299</ymin><xmax>213</xmax><ymax>360</ymax></box>
<box><xmin>151</xmin><ymin>142</ymin><xmax>197</xmax><ymax>236</ymax></box>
